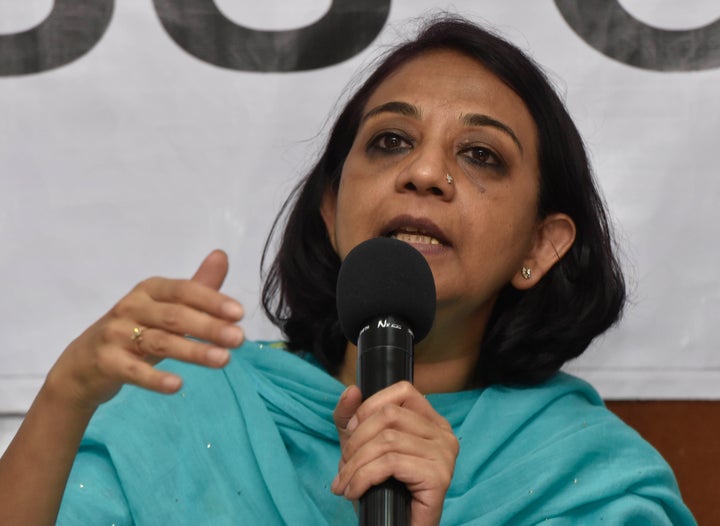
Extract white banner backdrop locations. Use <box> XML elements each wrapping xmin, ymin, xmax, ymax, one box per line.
<box><xmin>1</xmin><ymin>1</ymin><xmax>719</xmax><ymax>411</ymax></box>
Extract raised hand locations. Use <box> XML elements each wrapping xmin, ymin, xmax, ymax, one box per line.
<box><xmin>332</xmin><ymin>382</ymin><xmax>459</xmax><ymax>526</ymax></box>
<box><xmin>0</xmin><ymin>250</ymin><xmax>245</xmax><ymax>525</ymax></box>
<box><xmin>46</xmin><ymin>249</ymin><xmax>244</xmax><ymax>409</ymax></box>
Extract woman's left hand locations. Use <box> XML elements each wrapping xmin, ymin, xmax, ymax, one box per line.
<box><xmin>332</xmin><ymin>382</ymin><xmax>459</xmax><ymax>526</ymax></box>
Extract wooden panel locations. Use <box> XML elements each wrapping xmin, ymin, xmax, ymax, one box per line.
<box><xmin>606</xmin><ymin>400</ymin><xmax>720</xmax><ymax>524</ymax></box>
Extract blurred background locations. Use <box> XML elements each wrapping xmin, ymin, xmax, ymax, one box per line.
<box><xmin>2</xmin><ymin>1</ymin><xmax>720</xmax><ymax>454</ymax></box>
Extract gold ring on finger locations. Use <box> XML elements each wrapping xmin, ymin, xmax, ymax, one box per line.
<box><xmin>131</xmin><ymin>326</ymin><xmax>145</xmax><ymax>344</ymax></box>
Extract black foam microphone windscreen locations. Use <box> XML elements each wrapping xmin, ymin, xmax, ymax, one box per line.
<box><xmin>336</xmin><ymin>237</ymin><xmax>436</xmax><ymax>345</ymax></box>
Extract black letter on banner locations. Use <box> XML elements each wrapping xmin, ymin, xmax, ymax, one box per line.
<box><xmin>555</xmin><ymin>0</ymin><xmax>720</xmax><ymax>71</ymax></box>
<box><xmin>0</xmin><ymin>0</ymin><xmax>113</xmax><ymax>76</ymax></box>
<box><xmin>152</xmin><ymin>0</ymin><xmax>390</xmax><ymax>71</ymax></box>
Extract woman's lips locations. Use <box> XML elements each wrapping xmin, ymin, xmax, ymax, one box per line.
<box><xmin>382</xmin><ymin>215</ymin><xmax>451</xmax><ymax>247</ymax></box>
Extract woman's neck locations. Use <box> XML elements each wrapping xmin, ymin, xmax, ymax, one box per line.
<box><xmin>336</xmin><ymin>304</ymin><xmax>490</xmax><ymax>394</ymax></box>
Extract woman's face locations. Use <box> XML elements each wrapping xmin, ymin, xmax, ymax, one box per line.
<box><xmin>322</xmin><ymin>49</ymin><xmax>544</xmax><ymax>322</ymax></box>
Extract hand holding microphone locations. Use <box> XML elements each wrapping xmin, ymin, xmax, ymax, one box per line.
<box><xmin>332</xmin><ymin>238</ymin><xmax>459</xmax><ymax>526</ymax></box>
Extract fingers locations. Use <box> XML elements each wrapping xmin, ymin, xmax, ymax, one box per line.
<box><xmin>95</xmin><ymin>338</ymin><xmax>185</xmax><ymax>394</ymax></box>
<box><xmin>119</xmin><ymin>251</ymin><xmax>243</xmax><ymax>359</ymax></box>
<box><xmin>349</xmin><ymin>381</ymin><xmax>453</xmax><ymax>433</ymax></box>
<box><xmin>130</xmin><ymin>276</ymin><xmax>243</xmax><ymax>324</ymax></box>
<box><xmin>110</xmin><ymin>251</ymin><xmax>245</xmax><ymax>352</ymax></box>
<box><xmin>331</xmin><ymin>382</ymin><xmax>458</xmax><ymax>525</ymax></box>
<box><xmin>333</xmin><ymin>385</ymin><xmax>363</xmax><ymax>438</ymax></box>
<box><xmin>130</xmin><ymin>295</ymin><xmax>243</xmax><ymax>349</ymax></box>
<box><xmin>191</xmin><ymin>249</ymin><xmax>229</xmax><ymax>290</ymax></box>
<box><xmin>341</xmin><ymin>402</ymin><xmax>451</xmax><ymax>463</ymax></box>
<box><xmin>107</xmin><ymin>272</ymin><xmax>244</xmax><ymax>370</ymax></box>
<box><xmin>336</xmin><ymin>444</ymin><xmax>450</xmax><ymax>501</ymax></box>
<box><xmin>334</xmin><ymin>402</ymin><xmax>457</xmax><ymax>495</ymax></box>
<box><xmin>130</xmin><ymin>325</ymin><xmax>232</xmax><ymax>368</ymax></box>
<box><xmin>58</xmin><ymin>250</ymin><xmax>245</xmax><ymax>407</ymax></box>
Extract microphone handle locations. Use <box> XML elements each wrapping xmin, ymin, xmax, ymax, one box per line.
<box><xmin>357</xmin><ymin>315</ymin><xmax>413</xmax><ymax>526</ymax></box>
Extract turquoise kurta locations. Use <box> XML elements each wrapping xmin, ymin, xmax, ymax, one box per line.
<box><xmin>58</xmin><ymin>341</ymin><xmax>696</xmax><ymax>525</ymax></box>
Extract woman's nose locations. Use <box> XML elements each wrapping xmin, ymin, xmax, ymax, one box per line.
<box><xmin>395</xmin><ymin>149</ymin><xmax>455</xmax><ymax>200</ymax></box>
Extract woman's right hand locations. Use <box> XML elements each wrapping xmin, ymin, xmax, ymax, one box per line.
<box><xmin>46</xmin><ymin>249</ymin><xmax>245</xmax><ymax>410</ymax></box>
<box><xmin>0</xmin><ymin>250</ymin><xmax>243</xmax><ymax>525</ymax></box>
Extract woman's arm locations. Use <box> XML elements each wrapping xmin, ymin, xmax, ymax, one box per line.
<box><xmin>0</xmin><ymin>250</ymin><xmax>244</xmax><ymax>525</ymax></box>
<box><xmin>0</xmin><ymin>373</ymin><xmax>96</xmax><ymax>526</ymax></box>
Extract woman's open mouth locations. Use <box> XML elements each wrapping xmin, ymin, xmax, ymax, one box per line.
<box><xmin>389</xmin><ymin>227</ymin><xmax>443</xmax><ymax>245</ymax></box>
<box><xmin>382</xmin><ymin>216</ymin><xmax>450</xmax><ymax>247</ymax></box>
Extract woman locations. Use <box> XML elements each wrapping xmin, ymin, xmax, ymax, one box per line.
<box><xmin>0</xmin><ymin>16</ymin><xmax>696</xmax><ymax>525</ymax></box>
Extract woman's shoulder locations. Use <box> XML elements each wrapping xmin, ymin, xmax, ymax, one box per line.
<box><xmin>443</xmin><ymin>373</ymin><xmax>696</xmax><ymax>524</ymax></box>
<box><xmin>449</xmin><ymin>371</ymin><xmax>681</xmax><ymax>492</ymax></box>
<box><xmin>485</xmin><ymin>372</ymin><xmax>651</xmax><ymax>452</ymax></box>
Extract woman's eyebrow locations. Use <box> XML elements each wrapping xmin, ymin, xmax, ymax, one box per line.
<box><xmin>461</xmin><ymin>113</ymin><xmax>523</xmax><ymax>155</ymax></box>
<box><xmin>360</xmin><ymin>103</ymin><xmax>523</xmax><ymax>155</ymax></box>
<box><xmin>361</xmin><ymin>101</ymin><xmax>421</xmax><ymax>123</ymax></box>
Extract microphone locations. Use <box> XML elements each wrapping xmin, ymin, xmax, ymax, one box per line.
<box><xmin>336</xmin><ymin>237</ymin><xmax>436</xmax><ymax>526</ymax></box>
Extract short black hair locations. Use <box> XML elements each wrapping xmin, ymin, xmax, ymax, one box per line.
<box><xmin>261</xmin><ymin>15</ymin><xmax>626</xmax><ymax>386</ymax></box>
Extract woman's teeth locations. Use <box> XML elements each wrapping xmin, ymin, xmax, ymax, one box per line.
<box><xmin>392</xmin><ymin>232</ymin><xmax>442</xmax><ymax>245</ymax></box>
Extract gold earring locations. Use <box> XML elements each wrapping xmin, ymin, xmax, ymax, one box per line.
<box><xmin>521</xmin><ymin>267</ymin><xmax>532</xmax><ymax>280</ymax></box>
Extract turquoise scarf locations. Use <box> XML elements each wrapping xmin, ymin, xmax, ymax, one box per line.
<box><xmin>58</xmin><ymin>341</ymin><xmax>695</xmax><ymax>525</ymax></box>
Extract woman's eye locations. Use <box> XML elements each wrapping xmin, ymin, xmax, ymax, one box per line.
<box><xmin>462</xmin><ymin>146</ymin><xmax>501</xmax><ymax>167</ymax></box>
<box><xmin>369</xmin><ymin>132</ymin><xmax>411</xmax><ymax>153</ymax></box>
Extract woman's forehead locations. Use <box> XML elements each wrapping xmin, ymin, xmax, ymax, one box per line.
<box><xmin>362</xmin><ymin>49</ymin><xmax>538</xmax><ymax>151</ymax></box>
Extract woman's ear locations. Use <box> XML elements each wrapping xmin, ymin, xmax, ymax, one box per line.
<box><xmin>511</xmin><ymin>213</ymin><xmax>576</xmax><ymax>290</ymax></box>
<box><xmin>319</xmin><ymin>186</ymin><xmax>338</xmax><ymax>253</ymax></box>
